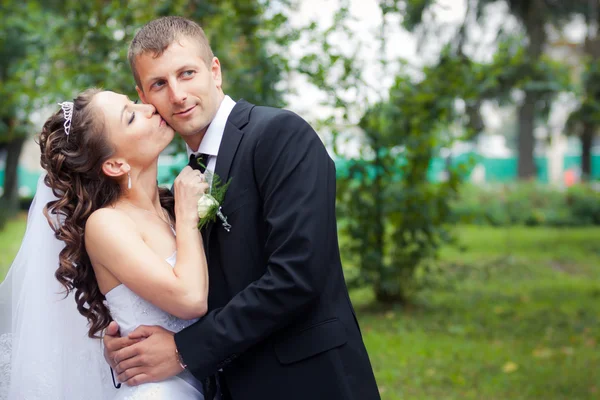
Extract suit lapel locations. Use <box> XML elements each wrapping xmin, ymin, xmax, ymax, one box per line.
<box><xmin>205</xmin><ymin>100</ymin><xmax>254</xmax><ymax>240</ymax></box>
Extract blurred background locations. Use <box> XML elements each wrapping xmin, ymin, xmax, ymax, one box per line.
<box><xmin>1</xmin><ymin>0</ymin><xmax>600</xmax><ymax>399</ymax></box>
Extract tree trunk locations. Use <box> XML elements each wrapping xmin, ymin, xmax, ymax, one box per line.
<box><xmin>1</xmin><ymin>135</ymin><xmax>25</xmax><ymax>211</ymax></box>
<box><xmin>581</xmin><ymin>122</ymin><xmax>594</xmax><ymax>181</ymax></box>
<box><xmin>517</xmin><ymin>0</ymin><xmax>546</xmax><ymax>179</ymax></box>
<box><xmin>517</xmin><ymin>91</ymin><xmax>537</xmax><ymax>179</ymax></box>
<box><xmin>581</xmin><ymin>2</ymin><xmax>600</xmax><ymax>183</ymax></box>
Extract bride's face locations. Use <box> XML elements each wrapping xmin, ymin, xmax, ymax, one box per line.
<box><xmin>93</xmin><ymin>91</ymin><xmax>175</xmax><ymax>167</ymax></box>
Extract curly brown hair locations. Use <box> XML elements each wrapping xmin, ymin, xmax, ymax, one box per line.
<box><xmin>38</xmin><ymin>88</ymin><xmax>174</xmax><ymax>338</ymax></box>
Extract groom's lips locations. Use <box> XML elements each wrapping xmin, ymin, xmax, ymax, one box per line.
<box><xmin>174</xmin><ymin>105</ymin><xmax>196</xmax><ymax>118</ymax></box>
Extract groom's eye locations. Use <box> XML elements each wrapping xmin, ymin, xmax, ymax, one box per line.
<box><xmin>182</xmin><ymin>70</ymin><xmax>195</xmax><ymax>78</ymax></box>
<box><xmin>151</xmin><ymin>80</ymin><xmax>165</xmax><ymax>90</ymax></box>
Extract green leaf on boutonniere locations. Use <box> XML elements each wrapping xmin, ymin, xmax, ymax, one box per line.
<box><xmin>196</xmin><ymin>168</ymin><xmax>232</xmax><ymax>231</ymax></box>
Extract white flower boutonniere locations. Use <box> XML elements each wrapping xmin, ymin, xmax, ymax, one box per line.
<box><xmin>196</xmin><ymin>167</ymin><xmax>232</xmax><ymax>232</ymax></box>
<box><xmin>197</xmin><ymin>194</ymin><xmax>218</xmax><ymax>219</ymax></box>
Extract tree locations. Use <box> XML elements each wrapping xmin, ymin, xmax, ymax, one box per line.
<box><xmin>0</xmin><ymin>2</ymin><xmax>49</xmax><ymax>214</ymax></box>
<box><xmin>0</xmin><ymin>0</ymin><xmax>298</xmax><ymax>215</ymax></box>
<box><xmin>566</xmin><ymin>0</ymin><xmax>600</xmax><ymax>181</ymax></box>
<box><xmin>383</xmin><ymin>0</ymin><xmax>584</xmax><ymax>179</ymax></box>
<box><xmin>295</xmin><ymin>4</ymin><xmax>486</xmax><ymax>302</ymax></box>
<box><xmin>296</xmin><ymin>2</ymin><xmax>570</xmax><ymax>302</ymax></box>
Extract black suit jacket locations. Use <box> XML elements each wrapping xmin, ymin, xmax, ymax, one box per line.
<box><xmin>174</xmin><ymin>100</ymin><xmax>380</xmax><ymax>400</ymax></box>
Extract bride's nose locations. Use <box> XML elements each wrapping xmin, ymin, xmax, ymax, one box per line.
<box><xmin>138</xmin><ymin>103</ymin><xmax>156</xmax><ymax>118</ymax></box>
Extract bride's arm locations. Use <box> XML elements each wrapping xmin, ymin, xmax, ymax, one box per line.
<box><xmin>85</xmin><ymin>168</ymin><xmax>209</xmax><ymax>320</ymax></box>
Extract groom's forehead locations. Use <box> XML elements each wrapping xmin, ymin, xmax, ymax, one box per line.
<box><xmin>136</xmin><ymin>38</ymin><xmax>203</xmax><ymax>69</ymax></box>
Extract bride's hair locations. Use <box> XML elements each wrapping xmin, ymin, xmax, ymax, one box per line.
<box><xmin>38</xmin><ymin>88</ymin><xmax>174</xmax><ymax>338</ymax></box>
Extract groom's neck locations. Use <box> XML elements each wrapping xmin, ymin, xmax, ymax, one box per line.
<box><xmin>183</xmin><ymin>130</ymin><xmax>207</xmax><ymax>153</ymax></box>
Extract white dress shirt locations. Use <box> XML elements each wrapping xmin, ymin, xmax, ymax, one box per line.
<box><xmin>186</xmin><ymin>95</ymin><xmax>236</xmax><ymax>186</ymax></box>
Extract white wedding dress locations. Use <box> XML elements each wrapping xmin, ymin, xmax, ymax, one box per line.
<box><xmin>104</xmin><ymin>251</ymin><xmax>205</xmax><ymax>400</ymax></box>
<box><xmin>0</xmin><ymin>175</ymin><xmax>204</xmax><ymax>399</ymax></box>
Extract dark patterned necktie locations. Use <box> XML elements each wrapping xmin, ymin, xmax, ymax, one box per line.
<box><xmin>188</xmin><ymin>153</ymin><xmax>209</xmax><ymax>173</ymax></box>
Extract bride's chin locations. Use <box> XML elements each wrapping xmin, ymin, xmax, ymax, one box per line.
<box><xmin>159</xmin><ymin>129</ymin><xmax>175</xmax><ymax>142</ymax></box>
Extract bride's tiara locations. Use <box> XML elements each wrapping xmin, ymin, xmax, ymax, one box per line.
<box><xmin>57</xmin><ymin>101</ymin><xmax>73</xmax><ymax>136</ymax></box>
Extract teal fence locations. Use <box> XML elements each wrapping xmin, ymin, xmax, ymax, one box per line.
<box><xmin>2</xmin><ymin>153</ymin><xmax>599</xmax><ymax>197</ymax></box>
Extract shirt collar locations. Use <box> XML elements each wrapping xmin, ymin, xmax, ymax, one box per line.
<box><xmin>186</xmin><ymin>95</ymin><xmax>236</xmax><ymax>158</ymax></box>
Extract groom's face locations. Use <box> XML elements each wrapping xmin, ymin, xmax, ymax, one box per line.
<box><xmin>134</xmin><ymin>36</ymin><xmax>223</xmax><ymax>141</ymax></box>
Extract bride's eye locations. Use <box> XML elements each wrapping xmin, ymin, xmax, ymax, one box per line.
<box><xmin>128</xmin><ymin>100</ymin><xmax>139</xmax><ymax>124</ymax></box>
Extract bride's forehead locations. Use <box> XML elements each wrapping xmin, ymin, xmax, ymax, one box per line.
<box><xmin>95</xmin><ymin>91</ymin><xmax>125</xmax><ymax>103</ymax></box>
<box><xmin>93</xmin><ymin>91</ymin><xmax>127</xmax><ymax>115</ymax></box>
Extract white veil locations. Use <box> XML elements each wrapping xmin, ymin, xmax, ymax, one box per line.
<box><xmin>0</xmin><ymin>174</ymin><xmax>117</xmax><ymax>399</ymax></box>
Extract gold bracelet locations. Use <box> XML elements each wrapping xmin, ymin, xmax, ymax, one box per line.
<box><xmin>175</xmin><ymin>347</ymin><xmax>187</xmax><ymax>370</ymax></box>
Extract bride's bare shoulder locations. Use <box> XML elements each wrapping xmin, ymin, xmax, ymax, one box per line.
<box><xmin>85</xmin><ymin>207</ymin><xmax>137</xmax><ymax>238</ymax></box>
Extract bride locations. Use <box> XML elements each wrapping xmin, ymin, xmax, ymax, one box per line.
<box><xmin>0</xmin><ymin>88</ymin><xmax>210</xmax><ymax>399</ymax></box>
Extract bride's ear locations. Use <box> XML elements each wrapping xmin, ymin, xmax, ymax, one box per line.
<box><xmin>102</xmin><ymin>158</ymin><xmax>129</xmax><ymax>178</ymax></box>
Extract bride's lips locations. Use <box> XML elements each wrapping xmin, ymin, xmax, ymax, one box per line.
<box><xmin>174</xmin><ymin>105</ymin><xmax>196</xmax><ymax>118</ymax></box>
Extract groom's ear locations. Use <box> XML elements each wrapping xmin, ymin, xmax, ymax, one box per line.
<box><xmin>136</xmin><ymin>86</ymin><xmax>147</xmax><ymax>104</ymax></box>
<box><xmin>211</xmin><ymin>57</ymin><xmax>222</xmax><ymax>89</ymax></box>
<box><xmin>102</xmin><ymin>158</ymin><xmax>129</xmax><ymax>179</ymax></box>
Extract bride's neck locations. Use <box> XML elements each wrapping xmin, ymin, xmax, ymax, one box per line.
<box><xmin>120</xmin><ymin>166</ymin><xmax>162</xmax><ymax>211</ymax></box>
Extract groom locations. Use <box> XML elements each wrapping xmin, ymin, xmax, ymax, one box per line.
<box><xmin>104</xmin><ymin>16</ymin><xmax>380</xmax><ymax>400</ymax></box>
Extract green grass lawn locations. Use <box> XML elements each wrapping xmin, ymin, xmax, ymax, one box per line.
<box><xmin>355</xmin><ymin>226</ymin><xmax>600</xmax><ymax>399</ymax></box>
<box><xmin>1</xmin><ymin>218</ymin><xmax>599</xmax><ymax>399</ymax></box>
<box><xmin>0</xmin><ymin>213</ymin><xmax>27</xmax><ymax>280</ymax></box>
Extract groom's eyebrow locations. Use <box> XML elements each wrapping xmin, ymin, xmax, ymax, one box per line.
<box><xmin>145</xmin><ymin>76</ymin><xmax>163</xmax><ymax>86</ymax></box>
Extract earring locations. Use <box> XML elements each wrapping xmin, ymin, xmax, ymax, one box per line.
<box><xmin>127</xmin><ymin>172</ymin><xmax>132</xmax><ymax>190</ymax></box>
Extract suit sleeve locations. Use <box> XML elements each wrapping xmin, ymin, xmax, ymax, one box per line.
<box><xmin>174</xmin><ymin>111</ymin><xmax>336</xmax><ymax>378</ymax></box>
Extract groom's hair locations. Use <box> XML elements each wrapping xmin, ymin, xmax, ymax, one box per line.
<box><xmin>128</xmin><ymin>16</ymin><xmax>214</xmax><ymax>89</ymax></box>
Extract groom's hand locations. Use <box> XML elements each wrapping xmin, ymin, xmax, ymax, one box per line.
<box><xmin>114</xmin><ymin>325</ymin><xmax>184</xmax><ymax>386</ymax></box>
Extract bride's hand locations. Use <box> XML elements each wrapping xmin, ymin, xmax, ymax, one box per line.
<box><xmin>102</xmin><ymin>321</ymin><xmax>142</xmax><ymax>370</ymax></box>
<box><xmin>173</xmin><ymin>166</ymin><xmax>209</xmax><ymax>226</ymax></box>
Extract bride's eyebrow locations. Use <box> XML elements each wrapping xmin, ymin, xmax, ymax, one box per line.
<box><xmin>120</xmin><ymin>99</ymin><xmax>139</xmax><ymax>123</ymax></box>
<box><xmin>120</xmin><ymin>103</ymin><xmax>128</xmax><ymax>123</ymax></box>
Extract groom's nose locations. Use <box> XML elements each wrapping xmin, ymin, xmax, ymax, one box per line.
<box><xmin>168</xmin><ymin>83</ymin><xmax>187</xmax><ymax>105</ymax></box>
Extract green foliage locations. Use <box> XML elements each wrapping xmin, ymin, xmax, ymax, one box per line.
<box><xmin>335</xmin><ymin>56</ymin><xmax>479</xmax><ymax>304</ymax></box>
<box><xmin>482</xmin><ymin>36</ymin><xmax>572</xmax><ymax>106</ymax></box>
<box><xmin>566</xmin><ymin>58</ymin><xmax>600</xmax><ymax>132</ymax></box>
<box><xmin>451</xmin><ymin>183</ymin><xmax>600</xmax><ymax>227</ymax></box>
<box><xmin>196</xmin><ymin>172</ymin><xmax>232</xmax><ymax>231</ymax></box>
<box><xmin>21</xmin><ymin>0</ymin><xmax>295</xmax><ymax>106</ymax></box>
<box><xmin>1</xmin><ymin>0</ymin><xmax>300</xmax><ymax>204</ymax></box>
<box><xmin>565</xmin><ymin>184</ymin><xmax>600</xmax><ymax>225</ymax></box>
<box><xmin>0</xmin><ymin>2</ymin><xmax>48</xmax><ymax>141</ymax></box>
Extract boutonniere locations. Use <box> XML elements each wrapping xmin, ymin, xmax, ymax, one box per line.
<box><xmin>197</xmin><ymin>167</ymin><xmax>232</xmax><ymax>232</ymax></box>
